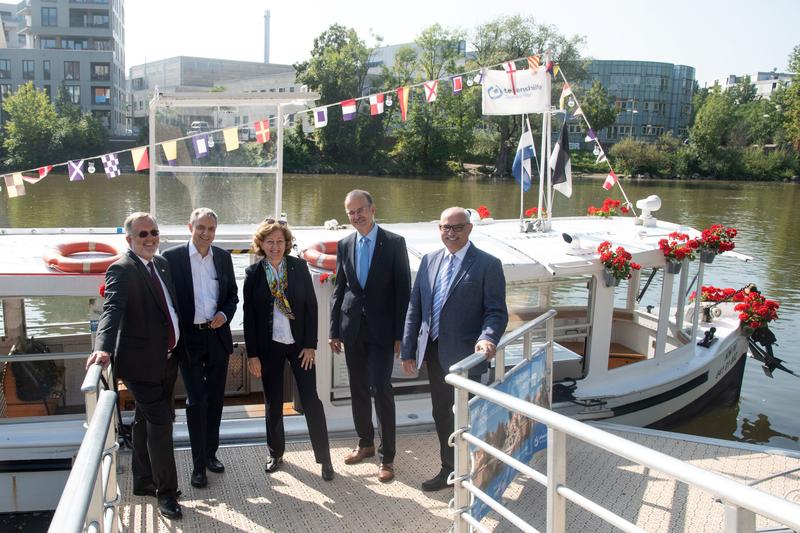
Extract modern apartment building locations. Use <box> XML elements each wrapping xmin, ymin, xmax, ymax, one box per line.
<box><xmin>0</xmin><ymin>0</ymin><xmax>126</xmax><ymax>134</ymax></box>
<box><xmin>712</xmin><ymin>71</ymin><xmax>794</xmax><ymax>99</ymax></box>
<box><xmin>579</xmin><ymin>60</ymin><xmax>695</xmax><ymax>145</ymax></box>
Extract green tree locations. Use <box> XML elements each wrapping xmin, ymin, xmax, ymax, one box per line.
<box><xmin>784</xmin><ymin>44</ymin><xmax>800</xmax><ymax>148</ymax></box>
<box><xmin>2</xmin><ymin>82</ymin><xmax>58</xmax><ymax>169</ymax></box>
<box><xmin>688</xmin><ymin>87</ymin><xmax>741</xmax><ymax>176</ymax></box>
<box><xmin>577</xmin><ymin>80</ymin><xmax>617</xmax><ymax>135</ymax></box>
<box><xmin>727</xmin><ymin>75</ymin><xmax>758</xmax><ymax>105</ymax></box>
<box><xmin>470</xmin><ymin>15</ymin><xmax>585</xmax><ymax>176</ymax></box>
<box><xmin>294</xmin><ymin>24</ymin><xmax>376</xmax><ymax>168</ymax></box>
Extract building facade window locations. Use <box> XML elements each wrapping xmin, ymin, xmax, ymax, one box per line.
<box><xmin>62</xmin><ymin>39</ymin><xmax>89</xmax><ymax>50</ymax></box>
<box><xmin>69</xmin><ymin>9</ymin><xmax>109</xmax><ymax>28</ymax></box>
<box><xmin>92</xmin><ymin>39</ymin><xmax>111</xmax><ymax>51</ymax></box>
<box><xmin>22</xmin><ymin>60</ymin><xmax>34</xmax><ymax>80</ymax></box>
<box><xmin>41</xmin><ymin>7</ymin><xmax>57</xmax><ymax>26</ymax></box>
<box><xmin>0</xmin><ymin>59</ymin><xmax>10</xmax><ymax>79</ymax></box>
<box><xmin>64</xmin><ymin>61</ymin><xmax>80</xmax><ymax>80</ymax></box>
<box><xmin>91</xmin><ymin>63</ymin><xmax>110</xmax><ymax>81</ymax></box>
<box><xmin>0</xmin><ymin>84</ymin><xmax>11</xmax><ymax>99</ymax></box>
<box><xmin>40</xmin><ymin>38</ymin><xmax>57</xmax><ymax>49</ymax></box>
<box><xmin>65</xmin><ymin>85</ymin><xmax>80</xmax><ymax>104</ymax></box>
<box><xmin>43</xmin><ymin>60</ymin><xmax>50</xmax><ymax>80</ymax></box>
<box><xmin>92</xmin><ymin>87</ymin><xmax>110</xmax><ymax>104</ymax></box>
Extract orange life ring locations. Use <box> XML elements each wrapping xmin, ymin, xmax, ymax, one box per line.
<box><xmin>300</xmin><ymin>241</ymin><xmax>338</xmax><ymax>271</ymax></box>
<box><xmin>43</xmin><ymin>241</ymin><xmax>124</xmax><ymax>273</ymax></box>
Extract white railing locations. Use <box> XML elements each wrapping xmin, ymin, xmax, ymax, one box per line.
<box><xmin>446</xmin><ymin>313</ymin><xmax>800</xmax><ymax>533</ymax></box>
<box><xmin>48</xmin><ymin>363</ymin><xmax>120</xmax><ymax>533</ymax></box>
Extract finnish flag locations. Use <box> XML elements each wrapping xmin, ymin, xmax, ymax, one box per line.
<box><xmin>512</xmin><ymin>126</ymin><xmax>535</xmax><ymax>192</ymax></box>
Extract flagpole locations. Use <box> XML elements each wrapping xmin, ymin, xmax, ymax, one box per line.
<box><xmin>519</xmin><ymin>114</ymin><xmax>525</xmax><ymax>229</ymax></box>
<box><xmin>538</xmin><ymin>111</ymin><xmax>546</xmax><ymax>222</ymax></box>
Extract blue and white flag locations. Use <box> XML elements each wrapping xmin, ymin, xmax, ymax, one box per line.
<box><xmin>68</xmin><ymin>160</ymin><xmax>85</xmax><ymax>182</ymax></box>
<box><xmin>101</xmin><ymin>153</ymin><xmax>120</xmax><ymax>178</ymax></box>
<box><xmin>192</xmin><ymin>134</ymin><xmax>210</xmax><ymax>159</ymax></box>
<box><xmin>512</xmin><ymin>125</ymin><xmax>535</xmax><ymax>192</ymax></box>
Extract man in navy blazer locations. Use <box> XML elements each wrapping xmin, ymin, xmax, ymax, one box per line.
<box><xmin>163</xmin><ymin>208</ymin><xmax>238</xmax><ymax>489</ymax></box>
<box><xmin>401</xmin><ymin>207</ymin><xmax>508</xmax><ymax>491</ymax></box>
<box><xmin>329</xmin><ymin>190</ymin><xmax>411</xmax><ymax>482</ymax></box>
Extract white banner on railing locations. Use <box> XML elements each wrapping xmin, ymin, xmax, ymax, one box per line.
<box><xmin>481</xmin><ymin>67</ymin><xmax>551</xmax><ymax>115</ymax></box>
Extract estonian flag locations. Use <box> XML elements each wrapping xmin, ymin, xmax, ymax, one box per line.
<box><xmin>550</xmin><ymin>123</ymin><xmax>572</xmax><ymax>198</ymax></box>
<box><xmin>512</xmin><ymin>125</ymin><xmax>535</xmax><ymax>192</ymax></box>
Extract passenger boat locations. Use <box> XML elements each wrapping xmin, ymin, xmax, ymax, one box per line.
<box><xmin>0</xmin><ymin>91</ymin><xmax>756</xmax><ymax>515</ymax></box>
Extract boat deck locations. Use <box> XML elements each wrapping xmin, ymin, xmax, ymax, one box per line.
<box><xmin>116</xmin><ymin>426</ymin><xmax>800</xmax><ymax>532</ymax></box>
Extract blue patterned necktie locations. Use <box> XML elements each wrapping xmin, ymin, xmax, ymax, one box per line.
<box><xmin>357</xmin><ymin>236</ymin><xmax>370</xmax><ymax>288</ymax></box>
<box><xmin>430</xmin><ymin>254</ymin><xmax>456</xmax><ymax>340</ymax></box>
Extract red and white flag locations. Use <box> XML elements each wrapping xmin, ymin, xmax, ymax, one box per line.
<box><xmin>602</xmin><ymin>171</ymin><xmax>618</xmax><ymax>191</ymax></box>
<box><xmin>369</xmin><ymin>93</ymin><xmax>384</xmax><ymax>115</ymax></box>
<box><xmin>503</xmin><ymin>61</ymin><xmax>518</xmax><ymax>95</ymax></box>
<box><xmin>254</xmin><ymin>120</ymin><xmax>270</xmax><ymax>143</ymax></box>
<box><xmin>527</xmin><ymin>55</ymin><xmax>541</xmax><ymax>70</ymax></box>
<box><xmin>452</xmin><ymin>76</ymin><xmax>462</xmax><ymax>94</ymax></box>
<box><xmin>131</xmin><ymin>146</ymin><xmax>149</xmax><ymax>171</ymax></box>
<box><xmin>423</xmin><ymin>80</ymin><xmax>438</xmax><ymax>103</ymax></box>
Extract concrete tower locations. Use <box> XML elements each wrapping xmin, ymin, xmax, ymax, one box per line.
<box><xmin>264</xmin><ymin>10</ymin><xmax>271</xmax><ymax>64</ymax></box>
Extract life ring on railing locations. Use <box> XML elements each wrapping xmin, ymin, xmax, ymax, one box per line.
<box><xmin>300</xmin><ymin>241</ymin><xmax>338</xmax><ymax>271</ymax></box>
<box><xmin>43</xmin><ymin>241</ymin><xmax>124</xmax><ymax>273</ymax></box>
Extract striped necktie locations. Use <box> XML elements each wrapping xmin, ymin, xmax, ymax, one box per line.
<box><xmin>430</xmin><ymin>254</ymin><xmax>456</xmax><ymax>340</ymax></box>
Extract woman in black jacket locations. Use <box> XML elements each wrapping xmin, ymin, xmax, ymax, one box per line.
<box><xmin>243</xmin><ymin>218</ymin><xmax>333</xmax><ymax>480</ymax></box>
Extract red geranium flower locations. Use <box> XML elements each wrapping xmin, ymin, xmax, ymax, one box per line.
<box><xmin>597</xmin><ymin>241</ymin><xmax>640</xmax><ymax>281</ymax></box>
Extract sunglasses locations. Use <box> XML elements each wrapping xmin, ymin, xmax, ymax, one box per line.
<box><xmin>136</xmin><ymin>229</ymin><xmax>160</xmax><ymax>238</ymax></box>
<box><xmin>439</xmin><ymin>224</ymin><xmax>467</xmax><ymax>233</ymax></box>
<box><xmin>263</xmin><ymin>217</ymin><xmax>288</xmax><ymax>225</ymax></box>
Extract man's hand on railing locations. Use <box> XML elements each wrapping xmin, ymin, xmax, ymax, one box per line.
<box><xmin>86</xmin><ymin>350</ymin><xmax>110</xmax><ymax>370</ymax></box>
<box><xmin>475</xmin><ymin>340</ymin><xmax>497</xmax><ymax>359</ymax></box>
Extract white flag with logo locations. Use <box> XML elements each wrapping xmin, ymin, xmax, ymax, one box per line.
<box><xmin>482</xmin><ymin>67</ymin><xmax>550</xmax><ymax>115</ymax></box>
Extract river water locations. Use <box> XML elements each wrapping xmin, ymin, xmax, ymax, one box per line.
<box><xmin>2</xmin><ymin>172</ymin><xmax>798</xmax><ymax>450</ymax></box>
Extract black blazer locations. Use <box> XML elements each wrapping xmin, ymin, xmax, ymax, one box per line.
<box><xmin>329</xmin><ymin>226</ymin><xmax>411</xmax><ymax>349</ymax></box>
<box><xmin>163</xmin><ymin>243</ymin><xmax>239</xmax><ymax>356</ymax></box>
<box><xmin>94</xmin><ymin>250</ymin><xmax>185</xmax><ymax>383</ymax></box>
<box><xmin>243</xmin><ymin>255</ymin><xmax>318</xmax><ymax>359</ymax></box>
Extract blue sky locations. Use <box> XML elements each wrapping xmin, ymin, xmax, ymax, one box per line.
<box><xmin>126</xmin><ymin>0</ymin><xmax>799</xmax><ymax>85</ymax></box>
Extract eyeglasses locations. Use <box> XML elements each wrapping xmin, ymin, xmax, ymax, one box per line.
<box><xmin>439</xmin><ymin>224</ymin><xmax>467</xmax><ymax>233</ymax></box>
<box><xmin>263</xmin><ymin>217</ymin><xmax>287</xmax><ymax>225</ymax></box>
<box><xmin>346</xmin><ymin>206</ymin><xmax>369</xmax><ymax>217</ymax></box>
<box><xmin>136</xmin><ymin>229</ymin><xmax>160</xmax><ymax>238</ymax></box>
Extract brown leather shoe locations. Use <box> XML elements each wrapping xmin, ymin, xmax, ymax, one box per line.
<box><xmin>344</xmin><ymin>446</ymin><xmax>375</xmax><ymax>465</ymax></box>
<box><xmin>378</xmin><ymin>463</ymin><xmax>394</xmax><ymax>483</ymax></box>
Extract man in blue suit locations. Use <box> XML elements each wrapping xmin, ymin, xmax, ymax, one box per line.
<box><xmin>401</xmin><ymin>207</ymin><xmax>508</xmax><ymax>491</ymax></box>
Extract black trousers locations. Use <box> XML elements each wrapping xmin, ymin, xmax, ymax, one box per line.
<box><xmin>344</xmin><ymin>316</ymin><xmax>396</xmax><ymax>463</ymax></box>
<box><xmin>425</xmin><ymin>339</ymin><xmax>455</xmax><ymax>473</ymax></box>
<box><xmin>179</xmin><ymin>328</ymin><xmax>229</xmax><ymax>472</ymax></box>
<box><xmin>260</xmin><ymin>340</ymin><xmax>331</xmax><ymax>464</ymax></box>
<box><xmin>126</xmin><ymin>354</ymin><xmax>179</xmax><ymax>498</ymax></box>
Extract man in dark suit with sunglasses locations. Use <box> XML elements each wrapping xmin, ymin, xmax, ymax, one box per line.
<box><xmin>329</xmin><ymin>190</ymin><xmax>411</xmax><ymax>483</ymax></box>
<box><xmin>164</xmin><ymin>208</ymin><xmax>238</xmax><ymax>490</ymax></box>
<box><xmin>87</xmin><ymin>212</ymin><xmax>184</xmax><ymax>520</ymax></box>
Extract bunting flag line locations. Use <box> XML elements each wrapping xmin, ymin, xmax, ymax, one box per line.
<box><xmin>423</xmin><ymin>80</ymin><xmax>438</xmax><ymax>103</ymax></box>
<box><xmin>503</xmin><ymin>61</ymin><xmax>518</xmax><ymax>95</ymax></box>
<box><xmin>550</xmin><ymin>123</ymin><xmax>572</xmax><ymax>198</ymax></box>
<box><xmin>192</xmin><ymin>134</ymin><xmax>210</xmax><ymax>159</ymax></box>
<box><xmin>527</xmin><ymin>55</ymin><xmax>541</xmax><ymax>70</ymax></box>
<box><xmin>559</xmin><ymin>83</ymin><xmax>572</xmax><ymax>110</ymax></box>
<box><xmin>4</xmin><ymin>173</ymin><xmax>25</xmax><ymax>198</ymax></box>
<box><xmin>162</xmin><ymin>140</ymin><xmax>177</xmax><ymax>166</ymax></box>
<box><xmin>223</xmin><ymin>127</ymin><xmax>239</xmax><ymax>152</ymax></box>
<box><xmin>254</xmin><ymin>120</ymin><xmax>270</xmax><ymax>143</ymax></box>
<box><xmin>397</xmin><ymin>87</ymin><xmax>409</xmax><ymax>121</ymax></box>
<box><xmin>341</xmin><ymin>99</ymin><xmax>357</xmax><ymax>121</ymax></box>
<box><xmin>596</xmin><ymin>152</ymin><xmax>607</xmax><ymax>164</ymax></box>
<box><xmin>131</xmin><ymin>147</ymin><xmax>149</xmax><ymax>171</ymax></box>
<box><xmin>38</xmin><ymin>165</ymin><xmax>52</xmax><ymax>179</ymax></box>
<box><xmin>452</xmin><ymin>76</ymin><xmax>462</xmax><ymax>94</ymax></box>
<box><xmin>314</xmin><ymin>107</ymin><xmax>328</xmax><ymax>128</ymax></box>
<box><xmin>101</xmin><ymin>153</ymin><xmax>120</xmax><ymax>178</ymax></box>
<box><xmin>472</xmin><ymin>70</ymin><xmax>484</xmax><ymax>85</ymax></box>
<box><xmin>22</xmin><ymin>173</ymin><xmax>46</xmax><ymax>184</ymax></box>
<box><xmin>572</xmin><ymin>106</ymin><xmax>584</xmax><ymax>118</ymax></box>
<box><xmin>369</xmin><ymin>93</ymin><xmax>385</xmax><ymax>116</ymax></box>
<box><xmin>585</xmin><ymin>129</ymin><xmax>597</xmax><ymax>142</ymax></box>
<box><xmin>68</xmin><ymin>160</ymin><xmax>84</xmax><ymax>182</ymax></box>
<box><xmin>545</xmin><ymin>61</ymin><xmax>554</xmax><ymax>75</ymax></box>
<box><xmin>602</xmin><ymin>170</ymin><xmax>618</xmax><ymax>191</ymax></box>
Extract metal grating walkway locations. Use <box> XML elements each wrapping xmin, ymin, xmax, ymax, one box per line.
<box><xmin>117</xmin><ymin>427</ymin><xmax>800</xmax><ymax>532</ymax></box>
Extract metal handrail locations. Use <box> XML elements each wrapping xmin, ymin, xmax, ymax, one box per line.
<box><xmin>445</xmin><ymin>372</ymin><xmax>800</xmax><ymax>532</ymax></box>
<box><xmin>48</xmin><ymin>389</ymin><xmax>117</xmax><ymax>533</ymax></box>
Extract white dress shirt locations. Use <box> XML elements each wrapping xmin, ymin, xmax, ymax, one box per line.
<box><xmin>189</xmin><ymin>241</ymin><xmax>220</xmax><ymax>324</ymax></box>
<box><xmin>266</xmin><ymin>261</ymin><xmax>295</xmax><ymax>345</ymax></box>
<box><xmin>136</xmin><ymin>254</ymin><xmax>180</xmax><ymax>348</ymax></box>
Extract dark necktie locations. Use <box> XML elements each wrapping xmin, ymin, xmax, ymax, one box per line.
<box><xmin>148</xmin><ymin>261</ymin><xmax>176</xmax><ymax>351</ymax></box>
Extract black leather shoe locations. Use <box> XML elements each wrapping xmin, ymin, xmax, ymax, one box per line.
<box><xmin>190</xmin><ymin>469</ymin><xmax>207</xmax><ymax>488</ymax></box>
<box><xmin>207</xmin><ymin>456</ymin><xmax>225</xmax><ymax>473</ymax></box>
<box><xmin>264</xmin><ymin>455</ymin><xmax>283</xmax><ymax>473</ymax></box>
<box><xmin>157</xmin><ymin>496</ymin><xmax>182</xmax><ymax>519</ymax></box>
<box><xmin>321</xmin><ymin>463</ymin><xmax>334</xmax><ymax>481</ymax></box>
<box><xmin>421</xmin><ymin>469</ymin><xmax>451</xmax><ymax>492</ymax></box>
<box><xmin>133</xmin><ymin>487</ymin><xmax>182</xmax><ymax>498</ymax></box>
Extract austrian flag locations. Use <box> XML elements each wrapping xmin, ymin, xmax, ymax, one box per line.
<box><xmin>602</xmin><ymin>171</ymin><xmax>619</xmax><ymax>191</ymax></box>
<box><xmin>369</xmin><ymin>93</ymin><xmax>384</xmax><ymax>115</ymax></box>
